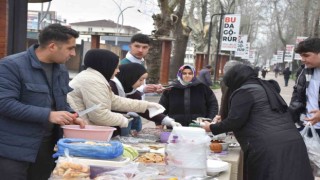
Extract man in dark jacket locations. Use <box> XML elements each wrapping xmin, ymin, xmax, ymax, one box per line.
<box><xmin>282</xmin><ymin>67</ymin><xmax>291</xmax><ymax>86</ymax></box>
<box><xmin>289</xmin><ymin>37</ymin><xmax>320</xmax><ymax>136</ymax></box>
<box><xmin>0</xmin><ymin>24</ymin><xmax>85</xmax><ymax>180</ymax></box>
<box><xmin>198</xmin><ymin>65</ymin><xmax>213</xmax><ymax>87</ymax></box>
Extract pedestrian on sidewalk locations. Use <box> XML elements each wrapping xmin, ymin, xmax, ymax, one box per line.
<box><xmin>198</xmin><ymin>65</ymin><xmax>213</xmax><ymax>87</ymax></box>
<box><xmin>282</xmin><ymin>67</ymin><xmax>291</xmax><ymax>87</ymax></box>
<box><xmin>203</xmin><ymin>64</ymin><xmax>313</xmax><ymax>180</ymax></box>
<box><xmin>261</xmin><ymin>67</ymin><xmax>268</xmax><ymax>79</ymax></box>
<box><xmin>289</xmin><ymin>37</ymin><xmax>320</xmax><ymax>136</ymax></box>
<box><xmin>274</xmin><ymin>66</ymin><xmax>280</xmax><ymax>78</ymax></box>
<box><xmin>0</xmin><ymin>24</ymin><xmax>86</xmax><ymax>179</ymax></box>
<box><xmin>159</xmin><ymin>64</ymin><xmax>219</xmax><ymax>127</ymax></box>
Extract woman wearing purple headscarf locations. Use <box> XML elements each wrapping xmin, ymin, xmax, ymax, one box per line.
<box><xmin>159</xmin><ymin>64</ymin><xmax>219</xmax><ymax>127</ymax></box>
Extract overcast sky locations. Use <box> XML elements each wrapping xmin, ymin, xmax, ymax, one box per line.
<box><xmin>28</xmin><ymin>0</ymin><xmax>159</xmax><ymax>34</ymax></box>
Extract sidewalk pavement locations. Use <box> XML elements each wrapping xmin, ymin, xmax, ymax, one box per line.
<box><xmin>143</xmin><ymin>71</ymin><xmax>296</xmax><ymax>128</ymax></box>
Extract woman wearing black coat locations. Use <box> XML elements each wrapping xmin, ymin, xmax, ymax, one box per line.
<box><xmin>159</xmin><ymin>64</ymin><xmax>219</xmax><ymax>126</ymax></box>
<box><xmin>203</xmin><ymin>64</ymin><xmax>313</xmax><ymax>180</ymax></box>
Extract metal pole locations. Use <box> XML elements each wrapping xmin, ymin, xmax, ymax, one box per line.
<box><xmin>206</xmin><ymin>13</ymin><xmax>224</xmax><ymax>64</ymax></box>
<box><xmin>213</xmin><ymin>13</ymin><xmax>225</xmax><ymax>82</ymax></box>
<box><xmin>115</xmin><ymin>6</ymin><xmax>134</xmax><ymax>46</ymax></box>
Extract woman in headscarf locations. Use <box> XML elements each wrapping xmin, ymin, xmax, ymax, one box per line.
<box><xmin>67</xmin><ymin>49</ymin><xmax>166</xmax><ymax>129</ymax></box>
<box><xmin>203</xmin><ymin>64</ymin><xmax>313</xmax><ymax>180</ymax></box>
<box><xmin>109</xmin><ymin>63</ymin><xmax>180</xmax><ymax>136</ymax></box>
<box><xmin>159</xmin><ymin>64</ymin><xmax>219</xmax><ymax>127</ymax></box>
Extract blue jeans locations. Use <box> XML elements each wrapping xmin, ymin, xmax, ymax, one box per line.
<box><xmin>120</xmin><ymin>116</ymin><xmax>142</xmax><ymax>136</ymax></box>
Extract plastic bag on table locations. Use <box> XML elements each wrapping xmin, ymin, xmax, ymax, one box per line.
<box><xmin>94</xmin><ymin>162</ymin><xmax>159</xmax><ymax>180</ymax></box>
<box><xmin>300</xmin><ymin>123</ymin><xmax>320</xmax><ymax>176</ymax></box>
<box><xmin>50</xmin><ymin>149</ymin><xmax>90</xmax><ymax>180</ymax></box>
<box><xmin>53</xmin><ymin>138</ymin><xmax>123</xmax><ymax>159</ymax></box>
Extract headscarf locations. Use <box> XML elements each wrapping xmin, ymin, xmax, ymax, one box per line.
<box><xmin>116</xmin><ymin>63</ymin><xmax>147</xmax><ymax>93</ymax></box>
<box><xmin>177</xmin><ymin>64</ymin><xmax>196</xmax><ymax>86</ymax></box>
<box><xmin>222</xmin><ymin>64</ymin><xmax>287</xmax><ymax>118</ymax></box>
<box><xmin>84</xmin><ymin>49</ymin><xmax>119</xmax><ymax>81</ymax></box>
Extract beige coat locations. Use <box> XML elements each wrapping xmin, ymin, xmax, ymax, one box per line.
<box><xmin>67</xmin><ymin>68</ymin><xmax>149</xmax><ymax>127</ymax></box>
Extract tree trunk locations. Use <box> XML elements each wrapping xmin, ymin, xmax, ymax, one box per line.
<box><xmin>170</xmin><ymin>27</ymin><xmax>191</xmax><ymax>79</ymax></box>
<box><xmin>169</xmin><ymin>0</ymin><xmax>189</xmax><ymax>79</ymax></box>
<box><xmin>145</xmin><ymin>39</ymin><xmax>162</xmax><ymax>84</ymax></box>
<box><xmin>303</xmin><ymin>0</ymin><xmax>311</xmax><ymax>36</ymax></box>
<box><xmin>146</xmin><ymin>0</ymin><xmax>181</xmax><ymax>84</ymax></box>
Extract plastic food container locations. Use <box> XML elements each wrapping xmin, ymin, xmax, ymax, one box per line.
<box><xmin>207</xmin><ymin>159</ymin><xmax>229</xmax><ymax>176</ymax></box>
<box><xmin>62</xmin><ymin>125</ymin><xmax>116</xmax><ymax>141</ymax></box>
<box><xmin>160</xmin><ymin>132</ymin><xmax>171</xmax><ymax>143</ymax></box>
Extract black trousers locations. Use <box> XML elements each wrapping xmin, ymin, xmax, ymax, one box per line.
<box><xmin>0</xmin><ymin>138</ymin><xmax>56</xmax><ymax>180</ymax></box>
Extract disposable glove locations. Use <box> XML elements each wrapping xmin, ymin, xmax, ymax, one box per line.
<box><xmin>162</xmin><ymin>116</ymin><xmax>182</xmax><ymax>127</ymax></box>
<box><xmin>147</xmin><ymin>102</ymin><xmax>164</xmax><ymax>110</ymax></box>
<box><xmin>127</xmin><ymin>112</ymin><xmax>139</xmax><ymax>118</ymax></box>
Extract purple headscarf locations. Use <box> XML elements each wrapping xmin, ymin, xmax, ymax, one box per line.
<box><xmin>177</xmin><ymin>64</ymin><xmax>196</xmax><ymax>86</ymax></box>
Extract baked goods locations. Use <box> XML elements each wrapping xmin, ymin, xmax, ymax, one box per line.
<box><xmin>136</xmin><ymin>153</ymin><xmax>164</xmax><ymax>163</ymax></box>
<box><xmin>52</xmin><ymin>161</ymin><xmax>90</xmax><ymax>179</ymax></box>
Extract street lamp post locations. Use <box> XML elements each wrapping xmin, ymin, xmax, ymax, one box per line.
<box><xmin>115</xmin><ymin>6</ymin><xmax>134</xmax><ymax>46</ymax></box>
<box><xmin>206</xmin><ymin>12</ymin><xmax>233</xmax><ymax>82</ymax></box>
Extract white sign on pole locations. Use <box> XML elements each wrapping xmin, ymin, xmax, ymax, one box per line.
<box><xmin>235</xmin><ymin>35</ymin><xmax>248</xmax><ymax>58</ymax></box>
<box><xmin>242</xmin><ymin>43</ymin><xmax>250</xmax><ymax>60</ymax></box>
<box><xmin>272</xmin><ymin>55</ymin><xmax>278</xmax><ymax>65</ymax></box>
<box><xmin>221</xmin><ymin>14</ymin><xmax>241</xmax><ymax>51</ymax></box>
<box><xmin>284</xmin><ymin>45</ymin><xmax>294</xmax><ymax>62</ymax></box>
<box><xmin>277</xmin><ymin>50</ymin><xmax>284</xmax><ymax>63</ymax></box>
<box><xmin>294</xmin><ymin>36</ymin><xmax>308</xmax><ymax>60</ymax></box>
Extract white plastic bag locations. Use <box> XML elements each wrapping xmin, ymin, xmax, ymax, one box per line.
<box><xmin>300</xmin><ymin>123</ymin><xmax>320</xmax><ymax>176</ymax></box>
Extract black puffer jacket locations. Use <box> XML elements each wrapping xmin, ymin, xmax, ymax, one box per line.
<box><xmin>288</xmin><ymin>65</ymin><xmax>318</xmax><ymax>122</ymax></box>
<box><xmin>159</xmin><ymin>79</ymin><xmax>218</xmax><ymax>126</ymax></box>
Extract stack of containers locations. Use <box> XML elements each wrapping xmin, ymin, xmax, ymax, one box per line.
<box><xmin>165</xmin><ymin>127</ymin><xmax>211</xmax><ymax>177</ymax></box>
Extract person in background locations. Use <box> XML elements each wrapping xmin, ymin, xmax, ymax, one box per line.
<box><xmin>198</xmin><ymin>65</ymin><xmax>213</xmax><ymax>87</ymax></box>
<box><xmin>110</xmin><ymin>63</ymin><xmax>180</xmax><ymax>135</ymax></box>
<box><xmin>120</xmin><ymin>33</ymin><xmax>163</xmax><ymax>131</ymax></box>
<box><xmin>261</xmin><ymin>67</ymin><xmax>268</xmax><ymax>78</ymax></box>
<box><xmin>159</xmin><ymin>64</ymin><xmax>219</xmax><ymax>127</ymax></box>
<box><xmin>0</xmin><ymin>24</ymin><xmax>86</xmax><ymax>180</ymax></box>
<box><xmin>282</xmin><ymin>66</ymin><xmax>292</xmax><ymax>87</ymax></box>
<box><xmin>121</xmin><ymin>33</ymin><xmax>162</xmax><ymax>94</ymax></box>
<box><xmin>274</xmin><ymin>65</ymin><xmax>280</xmax><ymax>78</ymax></box>
<box><xmin>67</xmin><ymin>49</ymin><xmax>180</xmax><ymax>134</ymax></box>
<box><xmin>289</xmin><ymin>37</ymin><xmax>320</xmax><ymax>136</ymax></box>
<box><xmin>202</xmin><ymin>64</ymin><xmax>313</xmax><ymax>180</ymax></box>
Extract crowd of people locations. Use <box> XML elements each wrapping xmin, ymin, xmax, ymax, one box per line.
<box><xmin>0</xmin><ymin>23</ymin><xmax>319</xmax><ymax>179</ymax></box>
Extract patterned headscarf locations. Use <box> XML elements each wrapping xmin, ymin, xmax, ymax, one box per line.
<box><xmin>177</xmin><ymin>64</ymin><xmax>196</xmax><ymax>86</ymax></box>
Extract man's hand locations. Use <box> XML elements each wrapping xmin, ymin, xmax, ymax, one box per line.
<box><xmin>305</xmin><ymin>109</ymin><xmax>320</xmax><ymax>125</ymax></box>
<box><xmin>49</xmin><ymin>111</ymin><xmax>86</xmax><ymax>128</ymax></box>
<box><xmin>202</xmin><ymin>121</ymin><xmax>212</xmax><ymax>132</ymax></box>
<box><xmin>49</xmin><ymin>111</ymin><xmax>75</xmax><ymax>126</ymax></box>
<box><xmin>143</xmin><ymin>84</ymin><xmax>163</xmax><ymax>93</ymax></box>
<box><xmin>73</xmin><ymin>118</ymin><xmax>86</xmax><ymax>128</ymax></box>
<box><xmin>213</xmin><ymin>115</ymin><xmax>222</xmax><ymax>124</ymax></box>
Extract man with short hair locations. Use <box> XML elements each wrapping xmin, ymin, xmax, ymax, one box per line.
<box><xmin>289</xmin><ymin>37</ymin><xmax>320</xmax><ymax>136</ymax></box>
<box><xmin>119</xmin><ymin>33</ymin><xmax>164</xmax><ymax>133</ymax></box>
<box><xmin>198</xmin><ymin>65</ymin><xmax>213</xmax><ymax>87</ymax></box>
<box><xmin>0</xmin><ymin>24</ymin><xmax>85</xmax><ymax>179</ymax></box>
